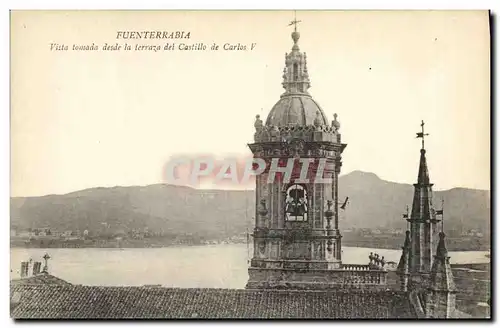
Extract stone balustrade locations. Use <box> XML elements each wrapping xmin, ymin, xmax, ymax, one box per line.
<box><xmin>341</xmin><ymin>264</ymin><xmax>372</xmax><ymax>271</ymax></box>
<box><xmin>249</xmin><ymin>259</ymin><xmax>388</xmax><ymax>288</ymax></box>
<box><xmin>338</xmin><ymin>269</ymin><xmax>386</xmax><ymax>285</ymax></box>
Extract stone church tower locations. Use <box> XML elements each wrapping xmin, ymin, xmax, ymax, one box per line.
<box><xmin>246</xmin><ymin>21</ymin><xmax>386</xmax><ymax>290</ymax></box>
<box><xmin>397</xmin><ymin>121</ymin><xmax>442</xmax><ymax>289</ymax></box>
<box><xmin>425</xmin><ymin>232</ymin><xmax>457</xmax><ymax>318</ymax></box>
<box><xmin>397</xmin><ymin>122</ymin><xmax>457</xmax><ymax>317</ymax></box>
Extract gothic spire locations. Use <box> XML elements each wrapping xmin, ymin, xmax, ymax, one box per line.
<box><xmin>408</xmin><ymin>121</ymin><xmax>440</xmax><ymax>274</ymax></box>
<box><xmin>435</xmin><ymin>232</ymin><xmax>449</xmax><ymax>259</ymax></box>
<box><xmin>417</xmin><ymin>148</ymin><xmax>431</xmax><ymax>185</ymax></box>
<box><xmin>396</xmin><ymin>230</ymin><xmax>411</xmax><ymax>291</ymax></box>
<box><xmin>425</xmin><ymin>231</ymin><xmax>457</xmax><ymax>319</ymax></box>
<box><xmin>410</xmin><ymin>121</ymin><xmax>437</xmax><ymax>224</ymax></box>
<box><xmin>429</xmin><ymin>232</ymin><xmax>456</xmax><ymax>292</ymax></box>
<box><xmin>397</xmin><ymin>231</ymin><xmax>411</xmax><ymax>274</ymax></box>
<box><xmin>282</xmin><ymin>12</ymin><xmax>311</xmax><ymax>96</ymax></box>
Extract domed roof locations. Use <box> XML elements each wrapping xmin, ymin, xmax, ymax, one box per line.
<box><xmin>265</xmin><ymin>94</ymin><xmax>329</xmax><ymax>126</ymax></box>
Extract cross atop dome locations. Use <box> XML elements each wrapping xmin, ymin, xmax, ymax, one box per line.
<box><xmin>288</xmin><ymin>11</ymin><xmax>302</xmax><ymax>50</ymax></box>
<box><xmin>288</xmin><ymin>11</ymin><xmax>301</xmax><ymax>32</ymax></box>
<box><xmin>262</xmin><ymin>11</ymin><xmax>332</xmax><ymax>128</ymax></box>
<box><xmin>281</xmin><ymin>11</ymin><xmax>311</xmax><ymax>96</ymax></box>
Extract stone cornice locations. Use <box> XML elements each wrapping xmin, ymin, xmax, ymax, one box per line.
<box><xmin>248</xmin><ymin>140</ymin><xmax>346</xmax><ymax>158</ymax></box>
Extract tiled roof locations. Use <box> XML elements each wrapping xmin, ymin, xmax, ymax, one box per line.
<box><xmin>10</xmin><ymin>273</ymin><xmax>71</xmax><ymax>286</ymax></box>
<box><xmin>11</xmin><ymin>285</ymin><xmax>415</xmax><ymax>319</ymax></box>
<box><xmin>452</xmin><ymin>308</ymin><xmax>473</xmax><ymax>319</ymax></box>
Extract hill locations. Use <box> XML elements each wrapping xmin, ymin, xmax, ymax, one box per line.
<box><xmin>337</xmin><ymin>171</ymin><xmax>490</xmax><ymax>233</ymax></box>
<box><xmin>10</xmin><ymin>171</ymin><xmax>490</xmax><ymax>246</ymax></box>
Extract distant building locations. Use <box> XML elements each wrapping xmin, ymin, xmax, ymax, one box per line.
<box><xmin>17</xmin><ymin>231</ymin><xmax>31</xmax><ymax>238</ymax></box>
<box><xmin>461</xmin><ymin>229</ymin><xmax>484</xmax><ymax>237</ymax></box>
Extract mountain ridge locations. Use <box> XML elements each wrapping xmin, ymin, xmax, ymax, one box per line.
<box><xmin>10</xmin><ymin>170</ymin><xmax>490</xmax><ymax>239</ymax></box>
<box><xmin>12</xmin><ymin>170</ymin><xmax>490</xmax><ymax>199</ymax></box>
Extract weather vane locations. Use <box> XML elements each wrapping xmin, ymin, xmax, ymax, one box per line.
<box><xmin>288</xmin><ymin>10</ymin><xmax>302</xmax><ymax>32</ymax></box>
<box><xmin>416</xmin><ymin>120</ymin><xmax>429</xmax><ymax>150</ymax></box>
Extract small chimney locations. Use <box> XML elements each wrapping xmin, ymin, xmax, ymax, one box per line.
<box><xmin>20</xmin><ymin>262</ymin><xmax>28</xmax><ymax>278</ymax></box>
<box><xmin>33</xmin><ymin>262</ymin><xmax>42</xmax><ymax>275</ymax></box>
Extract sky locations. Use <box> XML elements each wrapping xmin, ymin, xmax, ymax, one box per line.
<box><xmin>10</xmin><ymin>10</ymin><xmax>490</xmax><ymax>197</ymax></box>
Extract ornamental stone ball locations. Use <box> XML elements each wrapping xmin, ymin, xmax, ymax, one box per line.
<box><xmin>332</xmin><ymin>113</ymin><xmax>340</xmax><ymax>130</ymax></box>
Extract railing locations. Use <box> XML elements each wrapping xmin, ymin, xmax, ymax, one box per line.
<box><xmin>340</xmin><ymin>264</ymin><xmax>388</xmax><ymax>285</ymax></box>
<box><xmin>250</xmin><ymin>260</ymin><xmax>388</xmax><ymax>285</ymax></box>
<box><xmin>341</xmin><ymin>264</ymin><xmax>371</xmax><ymax>271</ymax></box>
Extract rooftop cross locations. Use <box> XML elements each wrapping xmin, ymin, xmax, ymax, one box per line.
<box><xmin>416</xmin><ymin>120</ymin><xmax>429</xmax><ymax>150</ymax></box>
<box><xmin>42</xmin><ymin>253</ymin><xmax>51</xmax><ymax>273</ymax></box>
<box><xmin>288</xmin><ymin>10</ymin><xmax>302</xmax><ymax>32</ymax></box>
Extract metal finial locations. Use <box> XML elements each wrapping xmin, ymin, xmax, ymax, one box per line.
<box><xmin>441</xmin><ymin>198</ymin><xmax>445</xmax><ymax>232</ymax></box>
<box><xmin>434</xmin><ymin>199</ymin><xmax>445</xmax><ymax>232</ymax></box>
<box><xmin>288</xmin><ymin>10</ymin><xmax>302</xmax><ymax>33</ymax></box>
<box><xmin>403</xmin><ymin>205</ymin><xmax>410</xmax><ymax>230</ymax></box>
<box><xmin>416</xmin><ymin>120</ymin><xmax>429</xmax><ymax>150</ymax></box>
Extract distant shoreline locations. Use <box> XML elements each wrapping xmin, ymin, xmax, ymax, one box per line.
<box><xmin>10</xmin><ymin>240</ymin><xmax>491</xmax><ymax>253</ymax></box>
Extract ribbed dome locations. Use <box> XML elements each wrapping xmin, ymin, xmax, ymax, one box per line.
<box><xmin>265</xmin><ymin>95</ymin><xmax>329</xmax><ymax>126</ymax></box>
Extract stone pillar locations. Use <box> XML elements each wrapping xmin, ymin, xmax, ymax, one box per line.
<box><xmin>334</xmin><ymin>158</ymin><xmax>342</xmax><ymax>263</ymax></box>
